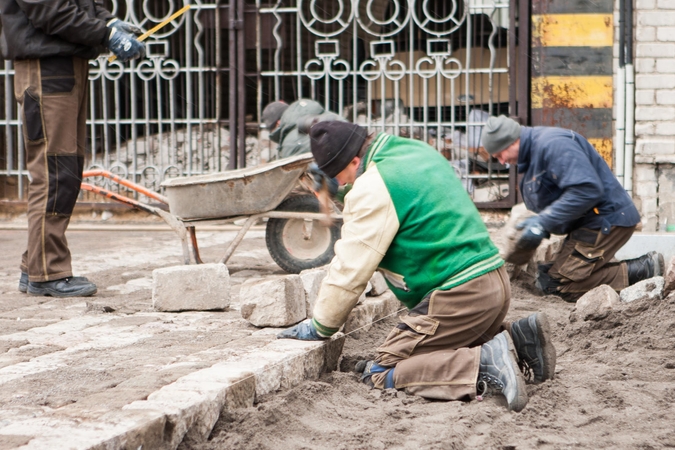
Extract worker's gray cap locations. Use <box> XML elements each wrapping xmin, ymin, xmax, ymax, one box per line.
<box><xmin>261</xmin><ymin>101</ymin><xmax>289</xmax><ymax>130</ymax></box>
<box><xmin>481</xmin><ymin>115</ymin><xmax>521</xmax><ymax>155</ymax></box>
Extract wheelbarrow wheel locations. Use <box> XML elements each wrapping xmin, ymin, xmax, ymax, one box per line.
<box><xmin>265</xmin><ymin>194</ymin><xmax>342</xmax><ymax>274</ymax></box>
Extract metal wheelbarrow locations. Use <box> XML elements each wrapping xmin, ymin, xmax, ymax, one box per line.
<box><xmin>80</xmin><ymin>154</ymin><xmax>342</xmax><ymax>273</ymax></box>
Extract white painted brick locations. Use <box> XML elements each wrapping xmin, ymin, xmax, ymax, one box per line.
<box><xmin>635</xmin><ymin>121</ymin><xmax>656</xmax><ymax>136</ymax></box>
<box><xmin>636</xmin><ymin>58</ymin><xmax>656</xmax><ymax>74</ymax></box>
<box><xmin>656</xmin><ymin>59</ymin><xmax>675</xmax><ymax>72</ymax></box>
<box><xmin>637</xmin><ymin>0</ymin><xmax>657</xmax><ymax>8</ymax></box>
<box><xmin>655</xmin><ymin>122</ymin><xmax>675</xmax><ymax>135</ymax></box>
<box><xmin>636</xmin><ymin>89</ymin><xmax>656</xmax><ymax>105</ymax></box>
<box><xmin>239</xmin><ymin>275</ymin><xmax>306</xmax><ymax>327</ymax></box>
<box><xmin>658</xmin><ymin>0</ymin><xmax>675</xmax><ymax>8</ymax></box>
<box><xmin>634</xmin><ymin>165</ymin><xmax>658</xmax><ymax>182</ymax></box>
<box><xmin>637</xmin><ymin>139</ymin><xmax>675</xmax><ymax>154</ymax></box>
<box><xmin>636</xmin><ymin>43</ymin><xmax>675</xmax><ymax>58</ymax></box>
<box><xmin>656</xmin><ymin>90</ymin><xmax>675</xmax><ymax>104</ymax></box>
<box><xmin>658</xmin><ymin>27</ymin><xmax>675</xmax><ymax>42</ymax></box>
<box><xmin>635</xmin><ymin>106</ymin><xmax>675</xmax><ymax>121</ymax></box>
<box><xmin>299</xmin><ymin>267</ymin><xmax>327</xmax><ymax>318</ymax></box>
<box><xmin>638</xmin><ymin>11</ymin><xmax>675</xmax><ymax>26</ymax></box>
<box><xmin>152</xmin><ymin>263</ymin><xmax>230</xmax><ymax>312</ymax></box>
<box><xmin>642</xmin><ymin>196</ymin><xmax>659</xmax><ymax>215</ymax></box>
<box><xmin>635</xmin><ymin>180</ymin><xmax>658</xmax><ymax>197</ymax></box>
<box><xmin>636</xmin><ymin>74</ymin><xmax>675</xmax><ymax>89</ymax></box>
<box><xmin>636</xmin><ymin>26</ymin><xmax>656</xmax><ymax>42</ymax></box>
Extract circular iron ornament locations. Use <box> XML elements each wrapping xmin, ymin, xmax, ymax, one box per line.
<box><xmin>141</xmin><ymin>165</ymin><xmax>162</xmax><ymax>190</ymax></box>
<box><xmin>355</xmin><ymin>0</ymin><xmax>410</xmax><ymax>37</ymax></box>
<box><xmin>85</xmin><ymin>164</ymin><xmax>108</xmax><ymax>188</ymax></box>
<box><xmin>414</xmin><ymin>56</ymin><xmax>462</xmax><ymax>79</ymax></box>
<box><xmin>136</xmin><ymin>58</ymin><xmax>181</xmax><ymax>81</ymax></box>
<box><xmin>359</xmin><ymin>58</ymin><xmax>406</xmax><ymax>82</ymax></box>
<box><xmin>163</xmin><ymin>165</ymin><xmax>183</xmax><ymax>181</ymax></box>
<box><xmin>298</xmin><ymin>0</ymin><xmax>354</xmax><ymax>38</ymax></box>
<box><xmin>412</xmin><ymin>0</ymin><xmax>467</xmax><ymax>36</ymax></box>
<box><xmin>304</xmin><ymin>57</ymin><xmax>350</xmax><ymax>80</ymax></box>
<box><xmin>89</xmin><ymin>57</ymin><xmax>125</xmax><ymax>81</ymax></box>
<box><xmin>140</xmin><ymin>0</ymin><xmax>190</xmax><ymax>39</ymax></box>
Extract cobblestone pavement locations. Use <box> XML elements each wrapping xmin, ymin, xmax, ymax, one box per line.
<box><xmin>0</xmin><ymin>220</ymin><xmax>360</xmax><ymax>449</ymax></box>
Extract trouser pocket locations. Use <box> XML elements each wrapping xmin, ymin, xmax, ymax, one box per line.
<box><xmin>23</xmin><ymin>90</ymin><xmax>44</xmax><ymax>142</ymax></box>
<box><xmin>557</xmin><ymin>242</ymin><xmax>604</xmax><ymax>282</ymax></box>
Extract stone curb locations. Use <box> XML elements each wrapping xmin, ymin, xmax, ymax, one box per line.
<box><xmin>0</xmin><ymin>289</ymin><xmax>399</xmax><ymax>449</ymax></box>
<box><xmin>0</xmin><ymin>333</ymin><xmax>344</xmax><ymax>450</ymax></box>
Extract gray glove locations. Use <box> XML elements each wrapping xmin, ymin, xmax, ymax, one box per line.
<box><xmin>107</xmin><ymin>18</ymin><xmax>143</xmax><ymax>36</ymax></box>
<box><xmin>105</xmin><ymin>20</ymin><xmax>145</xmax><ymax>62</ymax></box>
<box><xmin>277</xmin><ymin>320</ymin><xmax>325</xmax><ymax>340</ymax></box>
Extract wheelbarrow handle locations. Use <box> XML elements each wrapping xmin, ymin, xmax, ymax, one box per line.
<box><xmin>82</xmin><ymin>170</ymin><xmax>168</xmax><ymax>204</ymax></box>
<box><xmin>80</xmin><ymin>182</ymin><xmax>162</xmax><ymax>216</ymax></box>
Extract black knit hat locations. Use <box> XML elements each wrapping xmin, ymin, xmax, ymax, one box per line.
<box><xmin>310</xmin><ymin>121</ymin><xmax>368</xmax><ymax>178</ymax></box>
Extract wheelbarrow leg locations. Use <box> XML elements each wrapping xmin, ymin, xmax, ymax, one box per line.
<box><xmin>220</xmin><ymin>214</ymin><xmax>263</xmax><ymax>264</ymax></box>
<box><xmin>187</xmin><ymin>226</ymin><xmax>204</xmax><ymax>264</ymax></box>
<box><xmin>154</xmin><ymin>208</ymin><xmax>191</xmax><ymax>265</ymax></box>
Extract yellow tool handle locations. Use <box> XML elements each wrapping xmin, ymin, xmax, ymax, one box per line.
<box><xmin>107</xmin><ymin>4</ymin><xmax>191</xmax><ymax>63</ymax></box>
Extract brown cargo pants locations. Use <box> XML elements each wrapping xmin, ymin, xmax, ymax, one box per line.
<box><xmin>371</xmin><ymin>265</ymin><xmax>511</xmax><ymax>401</ymax></box>
<box><xmin>15</xmin><ymin>56</ymin><xmax>89</xmax><ymax>282</ymax></box>
<box><xmin>547</xmin><ymin>225</ymin><xmax>636</xmax><ymax>299</ymax></box>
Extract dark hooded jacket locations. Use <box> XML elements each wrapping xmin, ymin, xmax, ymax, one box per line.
<box><xmin>0</xmin><ymin>0</ymin><xmax>113</xmax><ymax>60</ymax></box>
<box><xmin>518</xmin><ymin>126</ymin><xmax>640</xmax><ymax>236</ymax></box>
<box><xmin>269</xmin><ymin>99</ymin><xmax>344</xmax><ymax>159</ymax></box>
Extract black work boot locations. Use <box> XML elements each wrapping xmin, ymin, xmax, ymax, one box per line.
<box><xmin>534</xmin><ymin>263</ymin><xmax>561</xmax><ymax>295</ymax></box>
<box><xmin>477</xmin><ymin>331</ymin><xmax>528</xmax><ymax>412</ymax></box>
<box><xmin>28</xmin><ymin>277</ymin><xmax>97</xmax><ymax>298</ymax></box>
<box><xmin>626</xmin><ymin>251</ymin><xmax>664</xmax><ymax>285</ymax></box>
<box><xmin>510</xmin><ymin>313</ymin><xmax>557</xmax><ymax>383</ymax></box>
<box><xmin>19</xmin><ymin>272</ymin><xmax>91</xmax><ymax>294</ymax></box>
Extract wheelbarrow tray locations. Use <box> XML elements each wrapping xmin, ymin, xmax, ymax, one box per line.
<box><xmin>160</xmin><ymin>154</ymin><xmax>313</xmax><ymax>220</ymax></box>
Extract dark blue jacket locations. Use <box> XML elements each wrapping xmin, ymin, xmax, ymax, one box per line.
<box><xmin>518</xmin><ymin>126</ymin><xmax>640</xmax><ymax>236</ymax></box>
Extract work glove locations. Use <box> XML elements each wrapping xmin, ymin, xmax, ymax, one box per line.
<box><xmin>276</xmin><ymin>319</ymin><xmax>325</xmax><ymax>341</ymax></box>
<box><xmin>308</xmin><ymin>162</ymin><xmax>339</xmax><ymax>197</ymax></box>
<box><xmin>105</xmin><ymin>21</ymin><xmax>146</xmax><ymax>62</ymax></box>
<box><xmin>107</xmin><ymin>18</ymin><xmax>143</xmax><ymax>36</ymax></box>
<box><xmin>515</xmin><ymin>215</ymin><xmax>550</xmax><ymax>251</ymax></box>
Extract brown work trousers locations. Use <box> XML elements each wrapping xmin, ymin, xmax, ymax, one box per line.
<box><xmin>15</xmin><ymin>56</ymin><xmax>89</xmax><ymax>282</ymax></box>
<box><xmin>547</xmin><ymin>225</ymin><xmax>636</xmax><ymax>299</ymax></box>
<box><xmin>371</xmin><ymin>265</ymin><xmax>511</xmax><ymax>401</ymax></box>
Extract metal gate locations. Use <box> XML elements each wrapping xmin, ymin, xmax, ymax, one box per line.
<box><xmin>0</xmin><ymin>0</ymin><xmax>528</xmax><ymax>206</ymax></box>
<box><xmin>254</xmin><ymin>0</ymin><xmax>529</xmax><ymax>207</ymax></box>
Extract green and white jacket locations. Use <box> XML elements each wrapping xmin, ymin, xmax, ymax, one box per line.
<box><xmin>312</xmin><ymin>133</ymin><xmax>503</xmax><ymax>338</ymax></box>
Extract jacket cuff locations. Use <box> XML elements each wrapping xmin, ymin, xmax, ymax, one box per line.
<box><xmin>311</xmin><ymin>318</ymin><xmax>339</xmax><ymax>338</ymax></box>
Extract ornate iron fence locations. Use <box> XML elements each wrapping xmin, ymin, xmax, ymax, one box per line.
<box><xmin>0</xmin><ymin>0</ymin><xmax>527</xmax><ymax>206</ymax></box>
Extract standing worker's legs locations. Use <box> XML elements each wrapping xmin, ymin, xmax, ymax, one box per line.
<box><xmin>541</xmin><ymin>226</ymin><xmax>661</xmax><ymax>301</ymax></box>
<box><xmin>368</xmin><ymin>266</ymin><xmax>515</xmax><ymax>400</ymax></box>
<box><xmin>15</xmin><ymin>56</ymin><xmax>96</xmax><ymax>296</ymax></box>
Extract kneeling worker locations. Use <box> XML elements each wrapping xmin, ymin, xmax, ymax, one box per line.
<box><xmin>278</xmin><ymin>121</ymin><xmax>556</xmax><ymax>412</ymax></box>
<box><xmin>481</xmin><ymin>115</ymin><xmax>663</xmax><ymax>301</ymax></box>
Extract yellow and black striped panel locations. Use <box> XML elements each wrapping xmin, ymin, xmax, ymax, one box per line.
<box><xmin>531</xmin><ymin>0</ymin><xmax>614</xmax><ymax>167</ymax></box>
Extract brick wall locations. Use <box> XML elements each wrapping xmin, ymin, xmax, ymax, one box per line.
<box><xmin>633</xmin><ymin>0</ymin><xmax>675</xmax><ymax>231</ymax></box>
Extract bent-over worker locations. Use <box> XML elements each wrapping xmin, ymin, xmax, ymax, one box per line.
<box><xmin>277</xmin><ymin>121</ymin><xmax>556</xmax><ymax>412</ymax></box>
<box><xmin>481</xmin><ymin>115</ymin><xmax>663</xmax><ymax>301</ymax></box>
